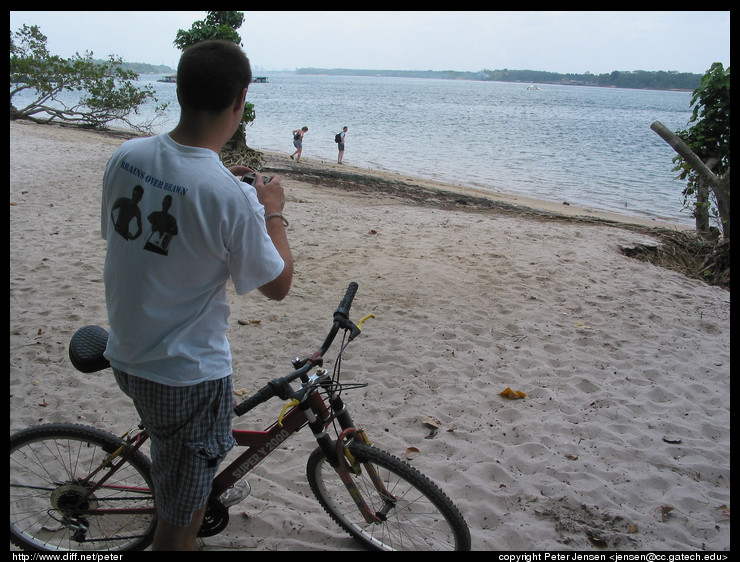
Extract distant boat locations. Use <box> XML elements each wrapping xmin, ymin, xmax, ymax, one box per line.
<box><xmin>526</xmin><ymin>83</ymin><xmax>540</xmax><ymax>90</ymax></box>
<box><xmin>157</xmin><ymin>75</ymin><xmax>267</xmax><ymax>84</ymax></box>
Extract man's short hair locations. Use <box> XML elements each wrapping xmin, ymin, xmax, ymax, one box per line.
<box><xmin>176</xmin><ymin>40</ymin><xmax>252</xmax><ymax>112</ymax></box>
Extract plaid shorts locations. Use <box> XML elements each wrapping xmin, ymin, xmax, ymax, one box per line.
<box><xmin>114</xmin><ymin>369</ymin><xmax>236</xmax><ymax>527</ymax></box>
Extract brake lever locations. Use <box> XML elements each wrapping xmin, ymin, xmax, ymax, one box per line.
<box><xmin>348</xmin><ymin>313</ymin><xmax>375</xmax><ymax>342</ymax></box>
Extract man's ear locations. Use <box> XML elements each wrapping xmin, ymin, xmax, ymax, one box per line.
<box><xmin>234</xmin><ymin>87</ymin><xmax>248</xmax><ymax>110</ymax></box>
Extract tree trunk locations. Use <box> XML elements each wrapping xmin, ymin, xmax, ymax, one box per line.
<box><xmin>220</xmin><ymin>124</ymin><xmax>265</xmax><ymax>169</ymax></box>
<box><xmin>695</xmin><ymin>156</ymin><xmax>721</xmax><ymax>238</ymax></box>
<box><xmin>695</xmin><ymin>178</ymin><xmax>710</xmax><ymax>236</ymax></box>
<box><xmin>715</xmin><ymin>172</ymin><xmax>730</xmax><ymax>240</ymax></box>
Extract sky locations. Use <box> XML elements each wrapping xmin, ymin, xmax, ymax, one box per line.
<box><xmin>10</xmin><ymin>11</ymin><xmax>730</xmax><ymax>75</ymax></box>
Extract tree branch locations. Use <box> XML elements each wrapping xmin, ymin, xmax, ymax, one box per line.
<box><xmin>650</xmin><ymin>121</ymin><xmax>721</xmax><ymax>188</ymax></box>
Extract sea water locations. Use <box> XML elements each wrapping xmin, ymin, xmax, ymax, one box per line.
<box><xmin>16</xmin><ymin>73</ymin><xmax>697</xmax><ymax>225</ymax></box>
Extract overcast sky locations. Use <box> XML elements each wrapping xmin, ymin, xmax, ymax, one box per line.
<box><xmin>10</xmin><ymin>11</ymin><xmax>730</xmax><ymax>75</ymax></box>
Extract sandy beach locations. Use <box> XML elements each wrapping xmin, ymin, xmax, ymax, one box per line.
<box><xmin>10</xmin><ymin>120</ymin><xmax>730</xmax><ymax>551</ymax></box>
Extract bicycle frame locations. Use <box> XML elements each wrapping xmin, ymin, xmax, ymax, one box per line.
<box><xmin>219</xmin><ymin>379</ymin><xmax>395</xmax><ymax>525</ymax></box>
<box><xmin>214</xmin><ymin>390</ymin><xmax>323</xmax><ymax>497</ymax></box>
<box><xmin>75</xmin><ymin>368</ymin><xmax>392</xmax><ymax>527</ymax></box>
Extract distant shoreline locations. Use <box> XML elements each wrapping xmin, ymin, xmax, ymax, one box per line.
<box><xmin>294</xmin><ymin>67</ymin><xmax>701</xmax><ymax>92</ymax></box>
<box><xmin>133</xmin><ymin>65</ymin><xmax>700</xmax><ymax>92</ymax></box>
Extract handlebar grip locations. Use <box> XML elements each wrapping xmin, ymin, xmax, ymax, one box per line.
<box><xmin>334</xmin><ymin>282</ymin><xmax>358</xmax><ymax>319</ymax></box>
<box><xmin>234</xmin><ymin>384</ymin><xmax>276</xmax><ymax>417</ymax></box>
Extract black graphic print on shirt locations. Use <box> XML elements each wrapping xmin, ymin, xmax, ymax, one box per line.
<box><xmin>111</xmin><ymin>185</ymin><xmax>179</xmax><ymax>256</ymax></box>
<box><xmin>144</xmin><ymin>195</ymin><xmax>178</xmax><ymax>255</ymax></box>
<box><xmin>111</xmin><ymin>185</ymin><xmax>144</xmax><ymax>241</ymax></box>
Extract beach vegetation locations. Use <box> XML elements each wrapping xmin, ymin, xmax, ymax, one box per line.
<box><xmin>173</xmin><ymin>11</ymin><xmax>263</xmax><ymax>169</ymax></box>
<box><xmin>9</xmin><ymin>24</ymin><xmax>168</xmax><ymax>133</ymax></box>
<box><xmin>644</xmin><ymin>63</ymin><xmax>730</xmax><ymax>287</ymax></box>
<box><xmin>672</xmin><ymin>62</ymin><xmax>730</xmax><ymax>241</ymax></box>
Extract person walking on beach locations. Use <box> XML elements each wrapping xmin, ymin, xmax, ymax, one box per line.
<box><xmin>337</xmin><ymin>126</ymin><xmax>348</xmax><ymax>164</ymax></box>
<box><xmin>290</xmin><ymin>126</ymin><xmax>308</xmax><ymax>162</ymax></box>
<box><xmin>101</xmin><ymin>40</ymin><xmax>293</xmax><ymax>551</ymax></box>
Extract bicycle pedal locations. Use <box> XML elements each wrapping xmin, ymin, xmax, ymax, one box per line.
<box><xmin>219</xmin><ymin>480</ymin><xmax>251</xmax><ymax>507</ymax></box>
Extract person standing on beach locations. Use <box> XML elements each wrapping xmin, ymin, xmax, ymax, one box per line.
<box><xmin>101</xmin><ymin>40</ymin><xmax>293</xmax><ymax>551</ymax></box>
<box><xmin>337</xmin><ymin>126</ymin><xmax>348</xmax><ymax>164</ymax></box>
<box><xmin>290</xmin><ymin>126</ymin><xmax>308</xmax><ymax>162</ymax></box>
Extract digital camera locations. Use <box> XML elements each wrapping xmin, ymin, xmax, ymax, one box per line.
<box><xmin>242</xmin><ymin>172</ymin><xmax>272</xmax><ymax>186</ymax></box>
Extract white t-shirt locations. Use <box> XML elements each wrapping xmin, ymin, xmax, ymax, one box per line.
<box><xmin>101</xmin><ymin>134</ymin><xmax>285</xmax><ymax>386</ymax></box>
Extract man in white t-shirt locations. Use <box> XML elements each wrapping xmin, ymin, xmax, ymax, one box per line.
<box><xmin>101</xmin><ymin>40</ymin><xmax>293</xmax><ymax>550</ymax></box>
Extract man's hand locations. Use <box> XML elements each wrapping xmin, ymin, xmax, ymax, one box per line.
<box><xmin>254</xmin><ymin>174</ymin><xmax>285</xmax><ymax>216</ymax></box>
<box><xmin>227</xmin><ymin>165</ymin><xmax>251</xmax><ymax>177</ymax></box>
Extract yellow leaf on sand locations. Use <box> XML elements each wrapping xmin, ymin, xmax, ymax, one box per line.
<box><xmin>499</xmin><ymin>387</ymin><xmax>527</xmax><ymax>399</ymax></box>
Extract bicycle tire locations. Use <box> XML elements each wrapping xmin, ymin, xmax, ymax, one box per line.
<box><xmin>306</xmin><ymin>442</ymin><xmax>471</xmax><ymax>551</ymax></box>
<box><xmin>10</xmin><ymin>423</ymin><xmax>156</xmax><ymax>551</ymax></box>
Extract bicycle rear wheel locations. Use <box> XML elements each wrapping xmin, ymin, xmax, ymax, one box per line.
<box><xmin>10</xmin><ymin>423</ymin><xmax>156</xmax><ymax>551</ymax></box>
<box><xmin>307</xmin><ymin>442</ymin><xmax>471</xmax><ymax>551</ymax></box>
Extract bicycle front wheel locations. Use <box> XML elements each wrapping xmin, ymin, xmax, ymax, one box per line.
<box><xmin>10</xmin><ymin>423</ymin><xmax>156</xmax><ymax>551</ymax></box>
<box><xmin>307</xmin><ymin>442</ymin><xmax>471</xmax><ymax>551</ymax></box>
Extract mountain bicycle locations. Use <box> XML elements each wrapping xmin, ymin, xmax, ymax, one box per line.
<box><xmin>10</xmin><ymin>282</ymin><xmax>471</xmax><ymax>551</ymax></box>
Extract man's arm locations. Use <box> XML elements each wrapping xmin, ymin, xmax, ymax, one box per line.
<box><xmin>261</xmin><ymin>215</ymin><xmax>293</xmax><ymax>301</ymax></box>
<box><xmin>254</xmin><ymin>173</ymin><xmax>293</xmax><ymax>301</ymax></box>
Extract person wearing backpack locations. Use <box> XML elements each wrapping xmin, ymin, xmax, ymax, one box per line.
<box><xmin>290</xmin><ymin>126</ymin><xmax>308</xmax><ymax>162</ymax></box>
<box><xmin>336</xmin><ymin>126</ymin><xmax>348</xmax><ymax>164</ymax></box>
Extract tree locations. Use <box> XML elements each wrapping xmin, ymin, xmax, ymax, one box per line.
<box><xmin>10</xmin><ymin>24</ymin><xmax>167</xmax><ymax>133</ymax></box>
<box><xmin>649</xmin><ymin>63</ymin><xmax>729</xmax><ymax>287</ymax></box>
<box><xmin>656</xmin><ymin>63</ymin><xmax>730</xmax><ymax>240</ymax></box>
<box><xmin>173</xmin><ymin>11</ymin><xmax>262</xmax><ymax>169</ymax></box>
<box><xmin>173</xmin><ymin>11</ymin><xmax>244</xmax><ymax>48</ymax></box>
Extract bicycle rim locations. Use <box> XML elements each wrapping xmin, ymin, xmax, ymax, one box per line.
<box><xmin>10</xmin><ymin>423</ymin><xmax>156</xmax><ymax>551</ymax></box>
<box><xmin>307</xmin><ymin>442</ymin><xmax>471</xmax><ymax>551</ymax></box>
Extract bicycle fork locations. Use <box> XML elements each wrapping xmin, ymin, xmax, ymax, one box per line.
<box><xmin>336</xmin><ymin>428</ymin><xmax>399</xmax><ymax>524</ymax></box>
<box><xmin>307</xmin><ymin>391</ymin><xmax>398</xmax><ymax>525</ymax></box>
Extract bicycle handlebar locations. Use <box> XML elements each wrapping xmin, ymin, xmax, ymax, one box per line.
<box><xmin>233</xmin><ymin>384</ymin><xmax>277</xmax><ymax>416</ymax></box>
<box><xmin>334</xmin><ymin>281</ymin><xmax>357</xmax><ymax>320</ymax></box>
<box><xmin>234</xmin><ymin>282</ymin><xmax>360</xmax><ymax>417</ymax></box>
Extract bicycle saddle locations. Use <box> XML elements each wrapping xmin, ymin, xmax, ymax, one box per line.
<box><xmin>69</xmin><ymin>325</ymin><xmax>111</xmax><ymax>373</ymax></box>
